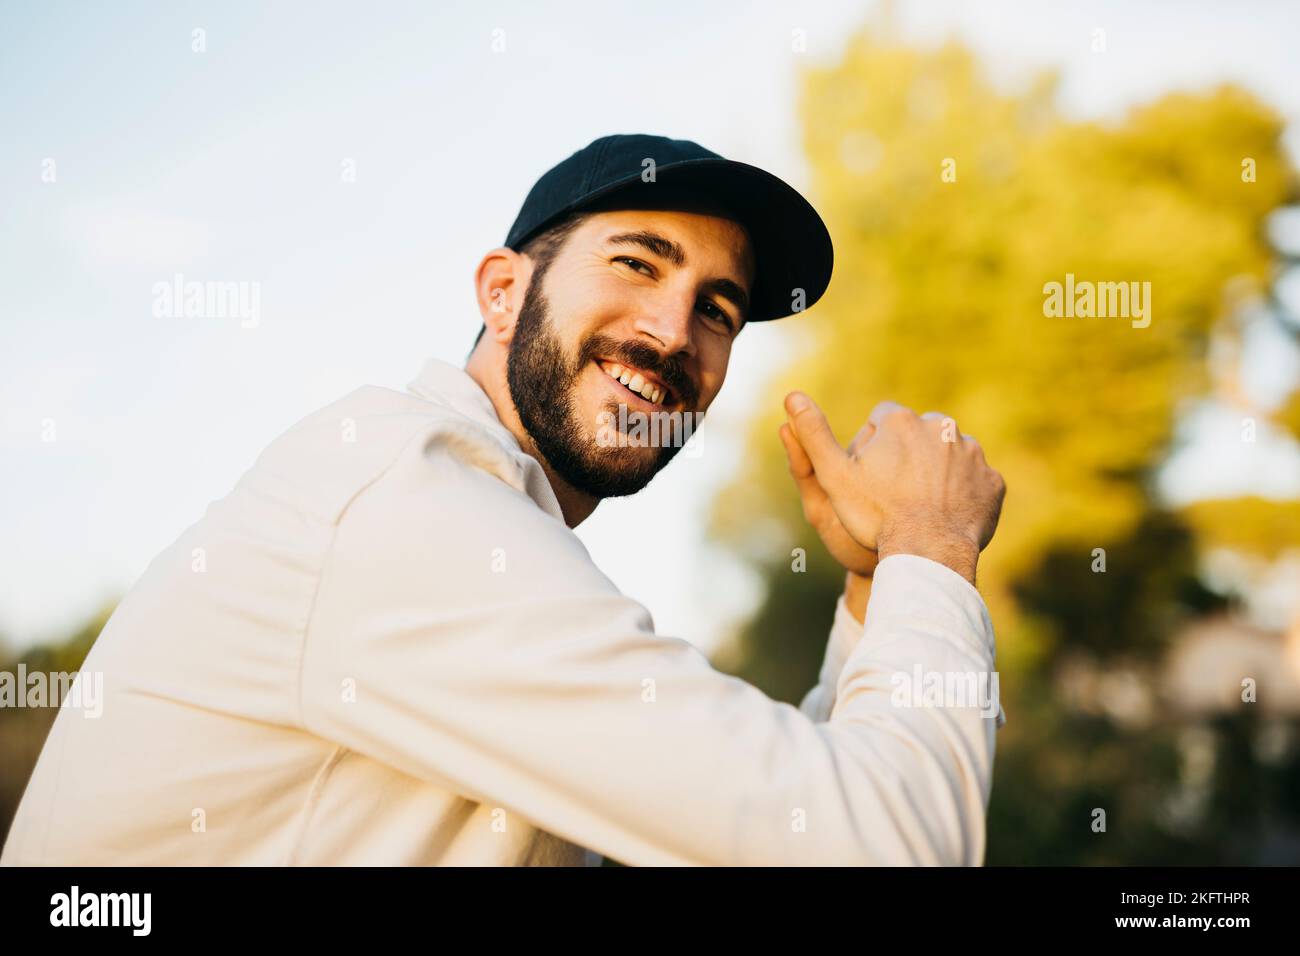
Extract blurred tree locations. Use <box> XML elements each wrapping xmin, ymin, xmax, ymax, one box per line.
<box><xmin>1181</xmin><ymin>496</ymin><xmax>1300</xmax><ymax>561</ymax></box>
<box><xmin>709</xmin><ymin>20</ymin><xmax>1300</xmax><ymax>864</ymax></box>
<box><xmin>0</xmin><ymin>601</ymin><xmax>114</xmax><ymax>847</ymax></box>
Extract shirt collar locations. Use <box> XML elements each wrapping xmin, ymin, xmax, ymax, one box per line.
<box><xmin>407</xmin><ymin>358</ymin><xmax>520</xmax><ymax>449</ymax></box>
<box><xmin>406</xmin><ymin>358</ymin><xmax>567</xmax><ymax>522</ymax></box>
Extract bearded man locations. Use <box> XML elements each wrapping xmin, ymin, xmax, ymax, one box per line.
<box><xmin>3</xmin><ymin>134</ymin><xmax>1006</xmax><ymax>867</ymax></box>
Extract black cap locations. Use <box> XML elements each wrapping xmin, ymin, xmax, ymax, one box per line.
<box><xmin>504</xmin><ymin>134</ymin><xmax>834</xmax><ymax>323</ymax></box>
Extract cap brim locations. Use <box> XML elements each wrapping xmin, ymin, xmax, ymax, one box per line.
<box><xmin>652</xmin><ymin>158</ymin><xmax>833</xmax><ymax>322</ymax></box>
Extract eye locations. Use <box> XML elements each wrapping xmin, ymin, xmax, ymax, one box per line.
<box><xmin>698</xmin><ymin>299</ymin><xmax>734</xmax><ymax>333</ymax></box>
<box><xmin>615</xmin><ymin>256</ymin><xmax>653</xmax><ymax>275</ymax></box>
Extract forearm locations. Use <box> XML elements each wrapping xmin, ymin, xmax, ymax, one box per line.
<box><xmin>791</xmin><ymin>555</ymin><xmax>998</xmax><ymax>862</ymax></box>
<box><xmin>798</xmin><ymin>571</ymin><xmax>872</xmax><ymax>722</ymax></box>
<box><xmin>843</xmin><ymin>569</ymin><xmax>872</xmax><ymax>625</ymax></box>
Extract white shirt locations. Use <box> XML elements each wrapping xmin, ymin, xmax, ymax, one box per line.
<box><xmin>2</xmin><ymin>358</ymin><xmax>1004</xmax><ymax>866</ymax></box>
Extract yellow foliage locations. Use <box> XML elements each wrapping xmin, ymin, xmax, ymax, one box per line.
<box><xmin>712</xmin><ymin>24</ymin><xmax>1294</xmax><ymax>652</ymax></box>
<box><xmin>1180</xmin><ymin>496</ymin><xmax>1300</xmax><ymax>560</ymax></box>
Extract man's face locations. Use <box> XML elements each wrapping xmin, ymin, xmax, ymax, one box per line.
<box><xmin>506</xmin><ymin>206</ymin><xmax>755</xmax><ymax>499</ymax></box>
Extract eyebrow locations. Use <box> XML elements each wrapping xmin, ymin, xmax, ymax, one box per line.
<box><xmin>607</xmin><ymin>230</ymin><xmax>686</xmax><ymax>267</ymax></box>
<box><xmin>605</xmin><ymin>230</ymin><xmax>751</xmax><ymax>327</ymax></box>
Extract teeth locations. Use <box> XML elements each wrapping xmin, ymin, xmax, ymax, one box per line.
<box><xmin>600</xmin><ymin>361</ymin><xmax>665</xmax><ymax>405</ymax></box>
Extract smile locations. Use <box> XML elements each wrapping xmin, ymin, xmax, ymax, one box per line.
<box><xmin>596</xmin><ymin>360</ymin><xmax>672</xmax><ymax>407</ymax></box>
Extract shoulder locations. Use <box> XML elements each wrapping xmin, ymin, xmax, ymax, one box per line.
<box><xmin>239</xmin><ymin>384</ymin><xmax>556</xmax><ymax>527</ymax></box>
<box><xmin>335</xmin><ymin>404</ymin><xmax>603</xmax><ymax>593</ymax></box>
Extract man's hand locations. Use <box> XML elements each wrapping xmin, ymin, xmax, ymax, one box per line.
<box><xmin>782</xmin><ymin>393</ymin><xmax>1006</xmax><ymax>585</ymax></box>
<box><xmin>780</xmin><ymin>412</ymin><xmax>882</xmax><ymax>624</ymax></box>
<box><xmin>779</xmin><ymin>417</ymin><xmax>880</xmax><ymax>579</ymax></box>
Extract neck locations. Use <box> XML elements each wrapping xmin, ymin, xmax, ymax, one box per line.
<box><xmin>465</xmin><ymin>354</ymin><xmax>599</xmax><ymax>528</ymax></box>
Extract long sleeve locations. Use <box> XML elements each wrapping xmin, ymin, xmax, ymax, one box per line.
<box><xmin>804</xmin><ymin>589</ymin><xmax>1008</xmax><ymax>729</ymax></box>
<box><xmin>299</xmin><ymin>428</ymin><xmax>1004</xmax><ymax>866</ymax></box>
<box><xmin>798</xmin><ymin>594</ymin><xmax>865</xmax><ymax>723</ymax></box>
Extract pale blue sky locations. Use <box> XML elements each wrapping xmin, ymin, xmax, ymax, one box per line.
<box><xmin>3</xmin><ymin>0</ymin><xmax>1299</xmax><ymax>651</ymax></box>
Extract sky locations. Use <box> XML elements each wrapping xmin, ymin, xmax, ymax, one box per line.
<box><xmin>3</xmin><ymin>0</ymin><xmax>1299</xmax><ymax>653</ymax></box>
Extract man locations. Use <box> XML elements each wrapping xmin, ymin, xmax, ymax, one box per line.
<box><xmin>3</xmin><ymin>134</ymin><xmax>1006</xmax><ymax>866</ymax></box>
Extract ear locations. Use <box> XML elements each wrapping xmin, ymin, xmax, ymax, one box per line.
<box><xmin>474</xmin><ymin>247</ymin><xmax>531</xmax><ymax>345</ymax></box>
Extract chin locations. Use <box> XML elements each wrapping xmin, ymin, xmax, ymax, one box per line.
<box><xmin>576</xmin><ymin>407</ymin><xmax>676</xmax><ymax>498</ymax></box>
<box><xmin>524</xmin><ymin>366</ymin><xmax>683</xmax><ymax>500</ymax></box>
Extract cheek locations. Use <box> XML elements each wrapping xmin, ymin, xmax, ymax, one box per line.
<box><xmin>557</xmin><ymin>267</ymin><xmax>632</xmax><ymax>313</ymax></box>
<box><xmin>553</xmin><ymin>280</ymin><xmax>639</xmax><ymax>348</ymax></box>
<box><xmin>694</xmin><ymin>340</ymin><xmax>733</xmax><ymax>409</ymax></box>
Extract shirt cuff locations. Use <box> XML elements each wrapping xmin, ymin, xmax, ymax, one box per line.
<box><xmin>855</xmin><ymin>554</ymin><xmax>1007</xmax><ymax>729</ymax></box>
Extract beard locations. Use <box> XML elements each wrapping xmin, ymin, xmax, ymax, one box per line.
<box><xmin>505</xmin><ymin>277</ymin><xmax>699</xmax><ymax>500</ymax></box>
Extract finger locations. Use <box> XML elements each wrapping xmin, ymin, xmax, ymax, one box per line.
<box><xmin>780</xmin><ymin>423</ymin><xmax>834</xmax><ymax>515</ymax></box>
<box><xmin>778</xmin><ymin>422</ymin><xmax>814</xmax><ymax>479</ymax></box>
<box><xmin>847</xmin><ymin>420</ymin><xmax>877</xmax><ymax>453</ymax></box>
<box><xmin>790</xmin><ymin>418</ymin><xmax>863</xmax><ymax>476</ymax></box>
<box><xmin>867</xmin><ymin>400</ymin><xmax>912</xmax><ymax>430</ymax></box>
<box><xmin>919</xmin><ymin>411</ymin><xmax>980</xmax><ymax>448</ymax></box>
<box><xmin>784</xmin><ymin>392</ymin><xmax>849</xmax><ymax>481</ymax></box>
<box><xmin>919</xmin><ymin>411</ymin><xmax>967</xmax><ymax>444</ymax></box>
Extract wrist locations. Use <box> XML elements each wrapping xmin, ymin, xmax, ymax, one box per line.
<box><xmin>876</xmin><ymin>524</ymin><xmax>980</xmax><ymax>585</ymax></box>
<box><xmin>843</xmin><ymin>570</ymin><xmax>872</xmax><ymax>625</ymax></box>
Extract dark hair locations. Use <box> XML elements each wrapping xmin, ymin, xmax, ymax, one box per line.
<box><xmin>471</xmin><ymin>210</ymin><xmax>593</xmax><ymax>351</ymax></box>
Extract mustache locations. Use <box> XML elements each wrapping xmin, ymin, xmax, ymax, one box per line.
<box><xmin>578</xmin><ymin>334</ymin><xmax>699</xmax><ymax>409</ymax></box>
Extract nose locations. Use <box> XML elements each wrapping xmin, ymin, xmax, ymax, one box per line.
<box><xmin>632</xmin><ymin>286</ymin><xmax>696</xmax><ymax>358</ymax></box>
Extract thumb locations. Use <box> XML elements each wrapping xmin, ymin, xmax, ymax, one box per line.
<box><xmin>784</xmin><ymin>392</ymin><xmax>847</xmax><ymax>482</ymax></box>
